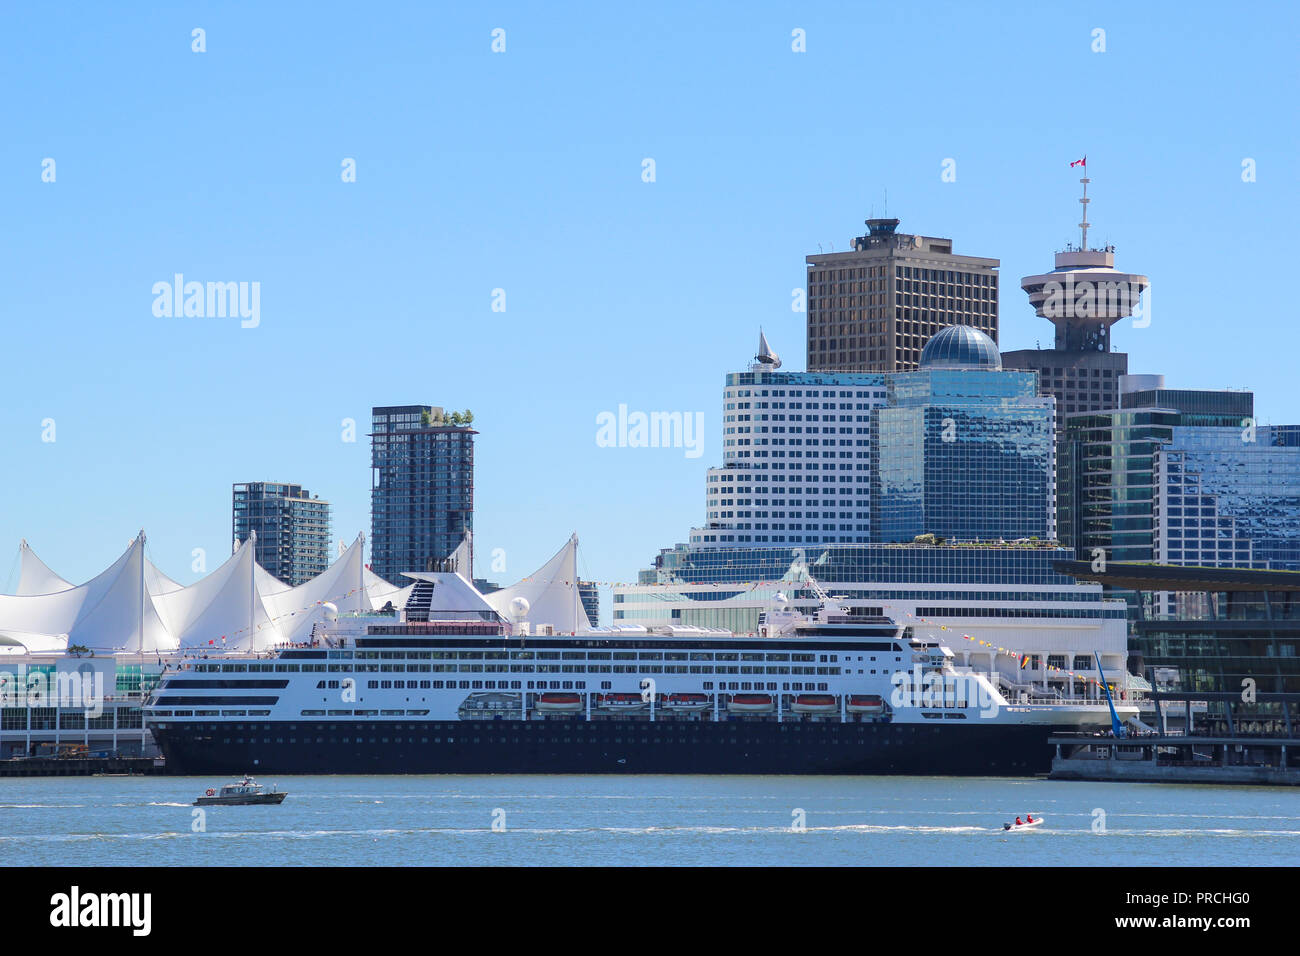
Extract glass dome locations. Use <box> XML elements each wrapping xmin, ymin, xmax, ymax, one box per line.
<box><xmin>918</xmin><ymin>325</ymin><xmax>1002</xmax><ymax>370</ymax></box>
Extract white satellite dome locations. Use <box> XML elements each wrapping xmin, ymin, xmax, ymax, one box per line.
<box><xmin>773</xmin><ymin>592</ymin><xmax>790</xmax><ymax>606</ymax></box>
<box><xmin>509</xmin><ymin>597</ymin><xmax>531</xmax><ymax>622</ymax></box>
<box><xmin>321</xmin><ymin>601</ymin><xmax>338</xmax><ymax>623</ymax></box>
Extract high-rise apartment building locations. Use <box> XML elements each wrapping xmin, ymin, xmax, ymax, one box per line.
<box><xmin>806</xmin><ymin>218</ymin><xmax>999</xmax><ymax>372</ymax></box>
<box><xmin>370</xmin><ymin>405</ymin><xmax>476</xmax><ymax>587</ymax></box>
<box><xmin>232</xmin><ymin>482</ymin><xmax>331</xmax><ymax>586</ymax></box>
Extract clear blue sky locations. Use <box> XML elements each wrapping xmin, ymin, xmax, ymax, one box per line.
<box><xmin>2</xmin><ymin>1</ymin><xmax>1296</xmax><ymax>605</ymax></box>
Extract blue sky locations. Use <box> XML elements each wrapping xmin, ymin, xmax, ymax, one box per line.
<box><xmin>2</xmin><ymin>1</ymin><xmax>1296</xmax><ymax>606</ymax></box>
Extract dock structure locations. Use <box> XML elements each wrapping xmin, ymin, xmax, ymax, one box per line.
<box><xmin>0</xmin><ymin>755</ymin><xmax>165</xmax><ymax>777</ymax></box>
<box><xmin>1049</xmin><ymin>733</ymin><xmax>1300</xmax><ymax>785</ymax></box>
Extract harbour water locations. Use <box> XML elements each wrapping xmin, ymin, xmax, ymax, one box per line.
<box><xmin>1</xmin><ymin>775</ymin><xmax>1297</xmax><ymax>867</ymax></box>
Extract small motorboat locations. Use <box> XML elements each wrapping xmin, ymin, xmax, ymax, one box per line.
<box><xmin>1002</xmin><ymin>815</ymin><xmax>1044</xmax><ymax>831</ymax></box>
<box><xmin>194</xmin><ymin>775</ymin><xmax>287</xmax><ymax>806</ymax></box>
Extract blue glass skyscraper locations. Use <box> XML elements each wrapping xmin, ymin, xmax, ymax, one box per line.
<box><xmin>870</xmin><ymin>326</ymin><xmax>1055</xmax><ymax>543</ymax></box>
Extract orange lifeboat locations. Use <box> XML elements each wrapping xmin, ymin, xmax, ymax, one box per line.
<box><xmin>727</xmin><ymin>693</ymin><xmax>774</xmax><ymax>713</ymax></box>
<box><xmin>536</xmin><ymin>692</ymin><xmax>584</xmax><ymax>713</ymax></box>
<box><xmin>790</xmin><ymin>693</ymin><xmax>837</xmax><ymax>714</ymax></box>
<box><xmin>847</xmin><ymin>694</ymin><xmax>886</xmax><ymax>715</ymax></box>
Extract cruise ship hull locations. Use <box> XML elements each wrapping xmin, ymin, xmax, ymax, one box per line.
<box><xmin>152</xmin><ymin>718</ymin><xmax>1074</xmax><ymax>776</ymax></box>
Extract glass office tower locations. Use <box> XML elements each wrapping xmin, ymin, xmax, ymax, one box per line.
<box><xmin>870</xmin><ymin>326</ymin><xmax>1055</xmax><ymax>543</ymax></box>
<box><xmin>1056</xmin><ymin>380</ymin><xmax>1291</xmax><ymax>567</ymax></box>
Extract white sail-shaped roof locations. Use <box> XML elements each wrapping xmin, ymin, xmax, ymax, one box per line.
<box><xmin>0</xmin><ymin>530</ymin><xmax>514</xmax><ymax>654</ymax></box>
<box><xmin>483</xmin><ymin>534</ymin><xmax>591</xmax><ymax>633</ymax></box>
<box><xmin>450</xmin><ymin>531</ymin><xmax>472</xmax><ymax>579</ymax></box>
<box><xmin>16</xmin><ymin>538</ymin><xmax>185</xmax><ymax>597</ymax></box>
<box><xmin>153</xmin><ymin>538</ymin><xmax>282</xmax><ymax>652</ymax></box>
<box><xmin>366</xmin><ymin>568</ymin><xmax>412</xmax><ymax>612</ymax></box>
<box><xmin>260</xmin><ymin>535</ymin><xmax>376</xmax><ymax>646</ymax></box>
<box><xmin>0</xmin><ymin>534</ymin><xmax>174</xmax><ymax>654</ymax></box>
<box><xmin>15</xmin><ymin>540</ymin><xmax>74</xmax><ymax>595</ymax></box>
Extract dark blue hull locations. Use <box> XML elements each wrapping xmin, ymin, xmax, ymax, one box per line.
<box><xmin>152</xmin><ymin>718</ymin><xmax>1070</xmax><ymax>776</ymax></box>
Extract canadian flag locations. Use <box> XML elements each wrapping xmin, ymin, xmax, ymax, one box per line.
<box><xmin>1070</xmin><ymin>156</ymin><xmax>1087</xmax><ymax>168</ymax></box>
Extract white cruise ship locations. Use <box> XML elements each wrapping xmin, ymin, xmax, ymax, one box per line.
<box><xmin>145</xmin><ymin>571</ymin><xmax>1136</xmax><ymax>776</ymax></box>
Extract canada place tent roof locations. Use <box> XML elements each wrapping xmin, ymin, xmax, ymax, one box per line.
<box><xmin>1</xmin><ymin>533</ymin><xmax>412</xmax><ymax>655</ymax></box>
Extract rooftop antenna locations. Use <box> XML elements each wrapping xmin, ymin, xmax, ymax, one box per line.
<box><xmin>883</xmin><ymin>188</ymin><xmax>888</xmax><ymax>218</ymax></box>
<box><xmin>1076</xmin><ymin>155</ymin><xmax>1090</xmax><ymax>251</ymax></box>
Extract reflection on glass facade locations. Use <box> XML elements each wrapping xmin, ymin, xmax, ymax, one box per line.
<box><xmin>871</xmin><ymin>369</ymin><xmax>1054</xmax><ymax>542</ymax></box>
<box><xmin>643</xmin><ymin>542</ymin><xmax>1083</xmax><ymax>587</ymax></box>
<box><xmin>1060</xmin><ymin>388</ymin><xmax>1300</xmax><ymax>573</ymax></box>
<box><xmin>1132</xmin><ymin>586</ymin><xmax>1300</xmax><ymax>736</ymax></box>
<box><xmin>1059</xmin><ymin>408</ymin><xmax>1181</xmax><ymax>561</ymax></box>
<box><xmin>1158</xmin><ymin>426</ymin><xmax>1300</xmax><ymax>571</ymax></box>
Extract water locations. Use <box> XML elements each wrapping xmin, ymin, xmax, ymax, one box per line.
<box><xmin>1</xmin><ymin>775</ymin><xmax>1297</xmax><ymax>866</ymax></box>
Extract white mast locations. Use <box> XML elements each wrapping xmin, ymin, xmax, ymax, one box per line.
<box><xmin>248</xmin><ymin>530</ymin><xmax>257</xmax><ymax>654</ymax></box>
<box><xmin>571</xmin><ymin>533</ymin><xmax>579</xmax><ymax>634</ymax></box>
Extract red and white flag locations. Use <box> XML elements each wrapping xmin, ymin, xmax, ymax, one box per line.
<box><xmin>1070</xmin><ymin>156</ymin><xmax>1087</xmax><ymax>168</ymax></box>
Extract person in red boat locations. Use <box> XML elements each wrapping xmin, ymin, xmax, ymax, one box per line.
<box><xmin>1015</xmin><ymin>816</ymin><xmax>1023</xmax><ymax>826</ymax></box>
<box><xmin>1026</xmin><ymin>814</ymin><xmax>1034</xmax><ymax>824</ymax></box>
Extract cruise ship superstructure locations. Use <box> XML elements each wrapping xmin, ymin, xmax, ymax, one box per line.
<box><xmin>145</xmin><ymin>563</ymin><xmax>1137</xmax><ymax>776</ymax></box>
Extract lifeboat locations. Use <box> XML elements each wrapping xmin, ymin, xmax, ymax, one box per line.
<box><xmin>597</xmin><ymin>692</ymin><xmax>648</xmax><ymax>711</ymax></box>
<box><xmin>662</xmin><ymin>693</ymin><xmax>710</xmax><ymax>711</ymax></box>
<box><xmin>847</xmin><ymin>694</ymin><xmax>886</xmax><ymax>715</ymax></box>
<box><xmin>535</xmin><ymin>692</ymin><xmax>584</xmax><ymax>713</ymax></box>
<box><xmin>790</xmin><ymin>693</ymin><xmax>837</xmax><ymax>714</ymax></box>
<box><xmin>727</xmin><ymin>693</ymin><xmax>774</xmax><ymax>713</ymax></box>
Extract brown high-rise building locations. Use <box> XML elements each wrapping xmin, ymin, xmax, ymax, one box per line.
<box><xmin>806</xmin><ymin>218</ymin><xmax>999</xmax><ymax>372</ymax></box>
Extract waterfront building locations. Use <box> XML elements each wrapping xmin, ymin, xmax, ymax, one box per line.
<box><xmin>0</xmin><ymin>532</ymin><xmax>579</xmax><ymax>759</ymax></box>
<box><xmin>1001</xmin><ymin>171</ymin><xmax>1148</xmax><ymax>436</ymax></box>
<box><xmin>871</xmin><ymin>326</ymin><xmax>1056</xmax><ymax>543</ymax></box>
<box><xmin>1056</xmin><ymin>375</ymin><xmax>1299</xmax><ymax>569</ymax></box>
<box><xmin>613</xmin><ymin>541</ymin><xmax>1131</xmax><ymax>698</ymax></box>
<box><xmin>806</xmin><ymin>217</ymin><xmax>999</xmax><ymax>372</ymax></box>
<box><xmin>1060</xmin><ymin>560</ymin><xmax>1300</xmax><ymax>740</ymax></box>
<box><xmin>370</xmin><ymin>405</ymin><xmax>476</xmax><ymax>587</ymax></box>
<box><xmin>232</xmin><ymin>481</ymin><xmax>332</xmax><ymax>586</ymax></box>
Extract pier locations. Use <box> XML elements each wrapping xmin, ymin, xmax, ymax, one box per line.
<box><xmin>1048</xmin><ymin>733</ymin><xmax>1300</xmax><ymax>786</ymax></box>
<box><xmin>0</xmin><ymin>756</ymin><xmax>165</xmax><ymax>777</ymax></box>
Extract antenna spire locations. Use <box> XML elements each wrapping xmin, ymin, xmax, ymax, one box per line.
<box><xmin>1077</xmin><ymin>155</ymin><xmax>1090</xmax><ymax>251</ymax></box>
